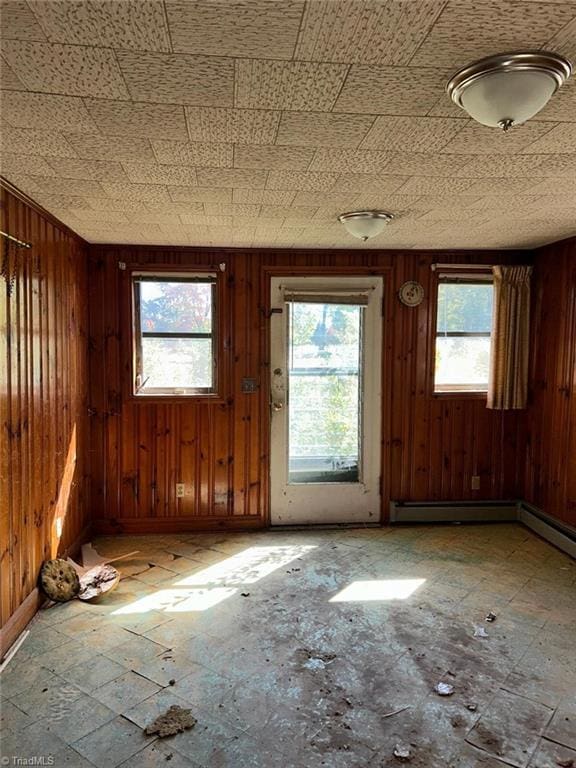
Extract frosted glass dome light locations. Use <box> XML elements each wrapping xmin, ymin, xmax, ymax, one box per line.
<box><xmin>447</xmin><ymin>51</ymin><xmax>572</xmax><ymax>130</ymax></box>
<box><xmin>338</xmin><ymin>211</ymin><xmax>394</xmax><ymax>241</ymax></box>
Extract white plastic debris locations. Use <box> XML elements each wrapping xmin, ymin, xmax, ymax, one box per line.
<box><xmin>435</xmin><ymin>682</ymin><xmax>455</xmax><ymax>696</ymax></box>
<box><xmin>304</xmin><ymin>657</ymin><xmax>329</xmax><ymax>671</ymax></box>
<box><xmin>485</xmin><ymin>611</ymin><xmax>497</xmax><ymax>622</ymax></box>
<box><xmin>393</xmin><ymin>743</ymin><xmax>411</xmax><ymax>760</ymax></box>
<box><xmin>473</xmin><ymin>626</ymin><xmax>489</xmax><ymax>638</ymax></box>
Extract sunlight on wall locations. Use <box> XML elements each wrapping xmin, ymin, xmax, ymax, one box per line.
<box><xmin>175</xmin><ymin>545</ymin><xmax>317</xmax><ymax>587</ymax></box>
<box><xmin>111</xmin><ymin>544</ymin><xmax>317</xmax><ymax>615</ymax></box>
<box><xmin>51</xmin><ymin>425</ymin><xmax>76</xmax><ymax>557</ymax></box>
<box><xmin>329</xmin><ymin>579</ymin><xmax>426</xmax><ymax>602</ymax></box>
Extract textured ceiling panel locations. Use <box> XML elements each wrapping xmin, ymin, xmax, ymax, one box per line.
<box><xmin>28</xmin><ymin>0</ymin><xmax>171</xmax><ymax>51</ymax></box>
<box><xmin>0</xmin><ymin>0</ymin><xmax>574</xmax><ymax>249</ymax></box>
<box><xmin>1</xmin><ymin>91</ymin><xmax>98</xmax><ymax>134</ymax></box>
<box><xmin>334</xmin><ymin>66</ymin><xmax>448</xmax><ymax>115</ymax></box>
<box><xmin>185</xmin><ymin>107</ymin><xmax>280</xmax><ymax>145</ymax></box>
<box><xmin>116</xmin><ymin>52</ymin><xmax>235</xmax><ymax>107</ymax></box>
<box><xmin>165</xmin><ymin>0</ymin><xmax>304</xmax><ymax>59</ymax></box>
<box><xmin>410</xmin><ymin>1</ymin><xmax>576</xmax><ymax>68</ymax></box>
<box><xmin>276</xmin><ymin>112</ymin><xmax>376</xmax><ymax>148</ymax></box>
<box><xmin>234</xmin><ymin>60</ymin><xmax>349</xmax><ymax>111</ymax></box>
<box><xmin>0</xmin><ymin>40</ymin><xmax>129</xmax><ymax>98</ymax></box>
<box><xmin>84</xmin><ymin>100</ymin><xmax>188</xmax><ymax>141</ymax></box>
<box><xmin>295</xmin><ymin>0</ymin><xmax>445</xmax><ymax>65</ymax></box>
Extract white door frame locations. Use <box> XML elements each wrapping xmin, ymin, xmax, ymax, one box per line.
<box><xmin>269</xmin><ymin>276</ymin><xmax>383</xmax><ymax>526</ymax></box>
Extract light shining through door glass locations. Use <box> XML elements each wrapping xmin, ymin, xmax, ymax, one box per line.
<box><xmin>288</xmin><ymin>301</ymin><xmax>363</xmax><ymax>484</ymax></box>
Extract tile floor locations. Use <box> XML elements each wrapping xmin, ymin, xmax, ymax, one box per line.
<box><xmin>1</xmin><ymin>523</ymin><xmax>575</xmax><ymax>767</ymax></box>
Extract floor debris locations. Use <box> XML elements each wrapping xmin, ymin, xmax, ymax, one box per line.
<box><xmin>393</xmin><ymin>742</ymin><xmax>412</xmax><ymax>761</ymax></box>
<box><xmin>382</xmin><ymin>705</ymin><xmax>412</xmax><ymax>719</ymax></box>
<box><xmin>40</xmin><ymin>559</ymin><xmax>80</xmax><ymax>602</ymax></box>
<box><xmin>78</xmin><ymin>564</ymin><xmax>120</xmax><ymax>601</ymax></box>
<box><xmin>556</xmin><ymin>760</ymin><xmax>574</xmax><ymax>767</ymax></box>
<box><xmin>144</xmin><ymin>705</ymin><xmax>197</xmax><ymax>738</ymax></box>
<box><xmin>473</xmin><ymin>626</ymin><xmax>489</xmax><ymax>638</ymax></box>
<box><xmin>435</xmin><ymin>682</ymin><xmax>455</xmax><ymax>696</ymax></box>
<box><xmin>485</xmin><ymin>612</ymin><xmax>497</xmax><ymax>622</ymax></box>
<box><xmin>466</xmin><ymin>703</ymin><xmax>478</xmax><ymax>712</ymax></box>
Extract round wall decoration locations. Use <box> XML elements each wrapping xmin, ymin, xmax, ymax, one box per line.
<box><xmin>398</xmin><ymin>281</ymin><xmax>425</xmax><ymax>307</ymax></box>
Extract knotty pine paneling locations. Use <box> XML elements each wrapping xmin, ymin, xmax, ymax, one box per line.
<box><xmin>0</xmin><ymin>185</ymin><xmax>90</xmax><ymax>636</ymax></box>
<box><xmin>88</xmin><ymin>246</ymin><xmax>527</xmax><ymax>533</ymax></box>
<box><xmin>521</xmin><ymin>237</ymin><xmax>576</xmax><ymax>526</ymax></box>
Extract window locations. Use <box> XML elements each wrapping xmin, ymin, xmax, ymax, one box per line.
<box><xmin>132</xmin><ymin>273</ymin><xmax>217</xmax><ymax>397</ymax></box>
<box><xmin>434</xmin><ymin>276</ymin><xmax>494</xmax><ymax>393</ymax></box>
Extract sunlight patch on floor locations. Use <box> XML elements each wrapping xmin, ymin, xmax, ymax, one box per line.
<box><xmin>329</xmin><ymin>578</ymin><xmax>426</xmax><ymax>602</ymax></box>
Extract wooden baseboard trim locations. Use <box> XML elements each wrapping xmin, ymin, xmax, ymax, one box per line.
<box><xmin>92</xmin><ymin>516</ymin><xmax>265</xmax><ymax>535</ymax></box>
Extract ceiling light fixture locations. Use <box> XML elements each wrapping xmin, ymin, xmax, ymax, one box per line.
<box><xmin>447</xmin><ymin>50</ymin><xmax>572</xmax><ymax>131</ymax></box>
<box><xmin>338</xmin><ymin>210</ymin><xmax>394</xmax><ymax>242</ymax></box>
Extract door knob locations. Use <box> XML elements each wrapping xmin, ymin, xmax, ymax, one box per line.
<box><xmin>272</xmin><ymin>401</ymin><xmax>284</xmax><ymax>411</ymax></box>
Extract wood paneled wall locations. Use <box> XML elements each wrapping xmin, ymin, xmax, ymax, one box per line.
<box><xmin>88</xmin><ymin>246</ymin><xmax>526</xmax><ymax>533</ymax></box>
<box><xmin>0</xmin><ymin>186</ymin><xmax>90</xmax><ymax>644</ymax></box>
<box><xmin>521</xmin><ymin>237</ymin><xmax>576</xmax><ymax>526</ymax></box>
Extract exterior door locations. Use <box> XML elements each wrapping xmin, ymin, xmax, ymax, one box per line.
<box><xmin>270</xmin><ymin>276</ymin><xmax>383</xmax><ymax>525</ymax></box>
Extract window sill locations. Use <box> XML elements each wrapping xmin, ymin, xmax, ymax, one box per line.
<box><xmin>129</xmin><ymin>392</ymin><xmax>227</xmax><ymax>405</ymax></box>
<box><xmin>433</xmin><ymin>390</ymin><xmax>488</xmax><ymax>400</ymax></box>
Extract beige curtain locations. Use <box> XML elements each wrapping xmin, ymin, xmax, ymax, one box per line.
<box><xmin>487</xmin><ymin>265</ymin><xmax>532</xmax><ymax>410</ymax></box>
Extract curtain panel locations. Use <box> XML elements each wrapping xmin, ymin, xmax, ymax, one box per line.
<box><xmin>487</xmin><ymin>265</ymin><xmax>533</xmax><ymax>410</ymax></box>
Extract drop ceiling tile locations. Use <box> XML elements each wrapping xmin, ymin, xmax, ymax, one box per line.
<box><xmin>168</xmin><ymin>187</ymin><xmax>233</xmax><ymax>204</ymax></box>
<box><xmin>452</xmin><ymin>154</ymin><xmax>552</xmax><ymax>177</ymax></box>
<box><xmin>64</xmin><ymin>134</ymin><xmax>156</xmax><ymax>163</ymax></box>
<box><xmin>410</xmin><ymin>0</ymin><xmax>576</xmax><ymax>69</ymax></box>
<box><xmin>185</xmin><ymin>107</ymin><xmax>280</xmax><ymax>145</ymax></box>
<box><xmin>33</xmin><ymin>176</ymin><xmax>108</xmax><ymax>198</ymax></box>
<box><xmin>116</xmin><ymin>52</ymin><xmax>234</xmax><ymax>108</ymax></box>
<box><xmin>534</xmin><ymin>154</ymin><xmax>576</xmax><ymax>177</ymax></box>
<box><xmin>100</xmin><ymin>182</ymin><xmax>171</xmax><ymax>202</ymax></box>
<box><xmin>233</xmin><ymin>145</ymin><xmax>315</xmax><ymax>171</ymax></box>
<box><xmin>331</xmin><ymin>173</ymin><xmax>409</xmax><ymax>194</ymax></box>
<box><xmin>295</xmin><ymin>0</ymin><xmax>444</xmax><ymax>65</ymax></box>
<box><xmin>0</xmin><ymin>40</ymin><xmax>129</xmax><ymax>98</ymax></box>
<box><xmin>125</xmin><ymin>211</ymin><xmax>189</xmax><ymax>225</ymax></box>
<box><xmin>0</xmin><ymin>153</ymin><xmax>57</xmax><ymax>177</ymax></box>
<box><xmin>179</xmin><ymin>214</ymin><xmax>233</xmax><ymax>228</ymax></box>
<box><xmin>521</xmin><ymin>123</ymin><xmax>576</xmax><ymax>154</ymax></box>
<box><xmin>333</xmin><ymin>66</ymin><xmax>447</xmax><ymax>115</ymax></box>
<box><xmin>266</xmin><ymin>170</ymin><xmax>338</xmax><ymax>191</ymax></box>
<box><xmin>546</xmin><ymin>16</ymin><xmax>576</xmax><ymax>67</ymax></box>
<box><xmin>30</xmin><ymin>193</ymin><xmax>93</xmax><ymax>211</ymax></box>
<box><xmin>380</xmin><ymin>153</ymin><xmax>476</xmax><ymax>176</ymax></box>
<box><xmin>151</xmin><ymin>140</ymin><xmax>232</xmax><ymax>168</ymax></box>
<box><xmin>309</xmin><ymin>149</ymin><xmax>393</xmax><ymax>173</ymax></box>
<box><xmin>396</xmin><ymin>176</ymin><xmax>478</xmax><ymax>195</ymax></box>
<box><xmin>85</xmin><ymin>198</ymin><xmax>148</xmax><ymax>212</ymax></box>
<box><xmin>28</xmin><ymin>0</ymin><xmax>170</xmax><ymax>51</ymax></box>
<box><xmin>0</xmin><ymin>126</ymin><xmax>77</xmax><ymax>157</ymax></box>
<box><xmin>0</xmin><ymin>172</ymin><xmax>45</xmax><ymax>198</ymax></box>
<box><xmin>0</xmin><ymin>1</ymin><xmax>47</xmax><ymax>40</ymax></box>
<box><xmin>203</xmin><ymin>203</ymin><xmax>261</xmax><ymax>217</ymax></box>
<box><xmin>276</xmin><ymin>112</ymin><xmax>376</xmax><ymax>149</ymax></box>
<box><xmin>195</xmin><ymin>168</ymin><xmax>267</xmax><ymax>189</ymax></box>
<box><xmin>84</xmin><ymin>100</ymin><xmax>188</xmax><ymax>141</ymax></box>
<box><xmin>291</xmin><ymin>190</ymin><xmax>365</xmax><ymax>207</ymax></box>
<box><xmin>1</xmin><ymin>91</ymin><xmax>98</xmax><ymax>134</ymax></box>
<box><xmin>260</xmin><ymin>205</ymin><xmax>318</xmax><ymax>219</ymax></box>
<box><xmin>232</xmin><ymin>189</ymin><xmax>296</xmax><ymax>205</ymax></box>
<box><xmin>146</xmin><ymin>200</ymin><xmax>205</xmax><ymax>214</ymax></box>
<box><xmin>360</xmin><ymin>116</ymin><xmax>466</xmax><ymax>152</ymax></box>
<box><xmin>1</xmin><ymin>60</ymin><xmax>26</xmax><ymax>90</ymax></box>
<box><xmin>530</xmin><ymin>176</ymin><xmax>576</xmax><ymax>194</ymax></box>
<box><xmin>350</xmin><ymin>193</ymin><xmax>423</xmax><ymax>210</ymax></box>
<box><xmin>234</xmin><ymin>59</ymin><xmax>349</xmax><ymax>112</ymax></box>
<box><xmin>440</xmin><ymin>122</ymin><xmax>559</xmax><ymax>154</ymax></box>
<box><xmin>45</xmin><ymin>158</ymin><xmax>128</xmax><ymax>182</ymax></box>
<box><xmin>165</xmin><ymin>0</ymin><xmax>304</xmax><ymax>59</ymax></box>
<box><xmin>120</xmin><ymin>162</ymin><xmax>198</xmax><ymax>186</ymax></box>
<box><xmin>72</xmin><ymin>209</ymin><xmax>130</xmax><ymax>223</ymax></box>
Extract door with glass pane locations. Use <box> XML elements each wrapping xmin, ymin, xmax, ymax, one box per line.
<box><xmin>270</xmin><ymin>277</ymin><xmax>383</xmax><ymax>525</ymax></box>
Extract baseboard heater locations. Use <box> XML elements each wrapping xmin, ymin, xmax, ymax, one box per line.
<box><xmin>390</xmin><ymin>500</ymin><xmax>576</xmax><ymax>559</ymax></box>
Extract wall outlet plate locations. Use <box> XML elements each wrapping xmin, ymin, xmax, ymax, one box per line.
<box><xmin>176</xmin><ymin>483</ymin><xmax>185</xmax><ymax>498</ymax></box>
<box><xmin>471</xmin><ymin>475</ymin><xmax>481</xmax><ymax>490</ymax></box>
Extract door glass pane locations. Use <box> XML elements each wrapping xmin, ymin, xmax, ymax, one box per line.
<box><xmin>288</xmin><ymin>301</ymin><xmax>363</xmax><ymax>484</ymax></box>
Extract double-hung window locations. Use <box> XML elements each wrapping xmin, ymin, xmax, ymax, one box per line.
<box><xmin>132</xmin><ymin>272</ymin><xmax>218</xmax><ymax>397</ymax></box>
<box><xmin>434</xmin><ymin>274</ymin><xmax>494</xmax><ymax>393</ymax></box>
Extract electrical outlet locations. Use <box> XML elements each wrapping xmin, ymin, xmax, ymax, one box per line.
<box><xmin>471</xmin><ymin>475</ymin><xmax>481</xmax><ymax>490</ymax></box>
<box><xmin>176</xmin><ymin>483</ymin><xmax>185</xmax><ymax>498</ymax></box>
